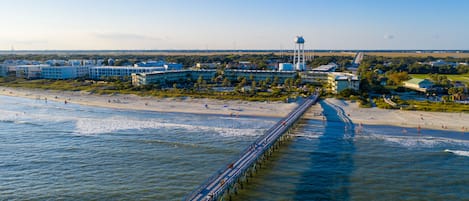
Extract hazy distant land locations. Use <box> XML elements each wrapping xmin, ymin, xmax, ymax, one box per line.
<box><xmin>1</xmin><ymin>50</ymin><xmax>469</xmax><ymax>58</ymax></box>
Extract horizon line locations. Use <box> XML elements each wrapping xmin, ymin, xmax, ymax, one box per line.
<box><xmin>1</xmin><ymin>49</ymin><xmax>468</xmax><ymax>52</ymax></box>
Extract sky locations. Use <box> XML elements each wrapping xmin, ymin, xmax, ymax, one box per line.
<box><xmin>1</xmin><ymin>0</ymin><xmax>468</xmax><ymax>50</ymax></box>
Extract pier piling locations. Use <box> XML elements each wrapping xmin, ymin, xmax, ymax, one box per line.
<box><xmin>185</xmin><ymin>94</ymin><xmax>319</xmax><ymax>201</ymax></box>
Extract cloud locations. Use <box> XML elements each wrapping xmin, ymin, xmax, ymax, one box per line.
<box><xmin>384</xmin><ymin>34</ymin><xmax>395</xmax><ymax>40</ymax></box>
<box><xmin>92</xmin><ymin>32</ymin><xmax>162</xmax><ymax>41</ymax></box>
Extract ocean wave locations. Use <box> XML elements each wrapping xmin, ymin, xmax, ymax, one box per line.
<box><xmin>0</xmin><ymin>104</ymin><xmax>271</xmax><ymax>137</ymax></box>
<box><xmin>444</xmin><ymin>149</ymin><xmax>469</xmax><ymax>157</ymax></box>
<box><xmin>75</xmin><ymin>116</ymin><xmax>265</xmax><ymax>137</ymax></box>
<box><xmin>355</xmin><ymin>133</ymin><xmax>469</xmax><ymax>148</ymax></box>
<box><xmin>294</xmin><ymin>132</ymin><xmax>323</xmax><ymax>140</ymax></box>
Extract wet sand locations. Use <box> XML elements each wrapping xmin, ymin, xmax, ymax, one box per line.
<box><xmin>0</xmin><ymin>86</ymin><xmax>297</xmax><ymax>118</ymax></box>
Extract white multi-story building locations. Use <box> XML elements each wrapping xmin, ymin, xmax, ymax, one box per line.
<box><xmin>45</xmin><ymin>60</ymin><xmax>67</xmax><ymax>66</ymax></box>
<box><xmin>132</xmin><ymin>70</ymin><xmax>217</xmax><ymax>86</ymax></box>
<box><xmin>134</xmin><ymin>60</ymin><xmax>166</xmax><ymax>67</ymax></box>
<box><xmin>42</xmin><ymin>66</ymin><xmax>90</xmax><ymax>79</ymax></box>
<box><xmin>15</xmin><ymin>65</ymin><xmax>49</xmax><ymax>79</ymax></box>
<box><xmin>89</xmin><ymin>66</ymin><xmax>165</xmax><ymax>80</ymax></box>
<box><xmin>299</xmin><ymin>71</ymin><xmax>329</xmax><ymax>85</ymax></box>
<box><xmin>164</xmin><ymin>63</ymin><xmax>183</xmax><ymax>71</ymax></box>
<box><xmin>224</xmin><ymin>69</ymin><xmax>296</xmax><ymax>83</ymax></box>
<box><xmin>328</xmin><ymin>72</ymin><xmax>360</xmax><ymax>94</ymax></box>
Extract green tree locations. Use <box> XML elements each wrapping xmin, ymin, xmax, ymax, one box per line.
<box><xmin>265</xmin><ymin>77</ymin><xmax>271</xmax><ymax>85</ymax></box>
<box><xmin>272</xmin><ymin>76</ymin><xmax>279</xmax><ymax>87</ymax></box>
<box><xmin>448</xmin><ymin>87</ymin><xmax>464</xmax><ymax>101</ymax></box>
<box><xmin>237</xmin><ymin>77</ymin><xmax>247</xmax><ymax>89</ymax></box>
<box><xmin>260</xmin><ymin>80</ymin><xmax>267</xmax><ymax>91</ymax></box>
<box><xmin>222</xmin><ymin>77</ymin><xmax>231</xmax><ymax>87</ymax></box>
<box><xmin>249</xmin><ymin>74</ymin><xmax>254</xmax><ymax>82</ymax></box>
<box><xmin>197</xmin><ymin>75</ymin><xmax>203</xmax><ymax>86</ymax></box>
<box><xmin>388</xmin><ymin>72</ymin><xmax>409</xmax><ymax>85</ymax></box>
<box><xmin>294</xmin><ymin>77</ymin><xmax>302</xmax><ymax>87</ymax></box>
<box><xmin>251</xmin><ymin>80</ymin><xmax>257</xmax><ymax>94</ymax></box>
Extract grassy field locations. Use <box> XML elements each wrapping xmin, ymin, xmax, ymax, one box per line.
<box><xmin>410</xmin><ymin>73</ymin><xmax>469</xmax><ymax>84</ymax></box>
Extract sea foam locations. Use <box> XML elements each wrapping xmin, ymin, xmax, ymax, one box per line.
<box><xmin>75</xmin><ymin>116</ymin><xmax>265</xmax><ymax>137</ymax></box>
<box><xmin>444</xmin><ymin>149</ymin><xmax>469</xmax><ymax>157</ymax></box>
<box><xmin>356</xmin><ymin>133</ymin><xmax>469</xmax><ymax>148</ymax></box>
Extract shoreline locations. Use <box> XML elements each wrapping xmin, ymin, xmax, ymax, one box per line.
<box><xmin>0</xmin><ymin>86</ymin><xmax>298</xmax><ymax>118</ymax></box>
<box><xmin>2</xmin><ymin>86</ymin><xmax>468</xmax><ymax>132</ymax></box>
<box><xmin>324</xmin><ymin>98</ymin><xmax>469</xmax><ymax>133</ymax></box>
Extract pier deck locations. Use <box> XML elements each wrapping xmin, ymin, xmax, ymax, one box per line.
<box><xmin>185</xmin><ymin>94</ymin><xmax>320</xmax><ymax>201</ymax></box>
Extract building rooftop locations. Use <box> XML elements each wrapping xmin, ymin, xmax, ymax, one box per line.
<box><xmin>312</xmin><ymin>63</ymin><xmax>337</xmax><ymax>72</ymax></box>
<box><xmin>135</xmin><ymin>69</ymin><xmax>217</xmax><ymax>76</ymax></box>
<box><xmin>405</xmin><ymin>78</ymin><xmax>433</xmax><ymax>85</ymax></box>
<box><xmin>330</xmin><ymin>72</ymin><xmax>359</xmax><ymax>81</ymax></box>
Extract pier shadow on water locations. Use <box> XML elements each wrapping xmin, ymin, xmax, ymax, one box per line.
<box><xmin>294</xmin><ymin>100</ymin><xmax>356</xmax><ymax>201</ymax></box>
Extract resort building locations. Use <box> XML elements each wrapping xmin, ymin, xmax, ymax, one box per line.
<box><xmin>45</xmin><ymin>60</ymin><xmax>67</xmax><ymax>66</ymax></box>
<box><xmin>196</xmin><ymin>63</ymin><xmax>221</xmax><ymax>69</ymax></box>
<box><xmin>226</xmin><ymin>61</ymin><xmax>257</xmax><ymax>70</ymax></box>
<box><xmin>223</xmin><ymin>69</ymin><xmax>297</xmax><ymax>83</ymax></box>
<box><xmin>15</xmin><ymin>65</ymin><xmax>49</xmax><ymax>79</ymax></box>
<box><xmin>89</xmin><ymin>66</ymin><xmax>165</xmax><ymax>80</ymax></box>
<box><xmin>164</xmin><ymin>63</ymin><xmax>183</xmax><ymax>71</ymax></box>
<box><xmin>132</xmin><ymin>70</ymin><xmax>217</xmax><ymax>86</ymax></box>
<box><xmin>42</xmin><ymin>66</ymin><xmax>90</xmax><ymax>79</ymax></box>
<box><xmin>0</xmin><ymin>64</ymin><xmax>7</xmax><ymax>77</ymax></box>
<box><xmin>134</xmin><ymin>60</ymin><xmax>166</xmax><ymax>67</ymax></box>
<box><xmin>312</xmin><ymin>63</ymin><xmax>338</xmax><ymax>72</ymax></box>
<box><xmin>328</xmin><ymin>72</ymin><xmax>360</xmax><ymax>94</ymax></box>
<box><xmin>403</xmin><ymin>78</ymin><xmax>434</xmax><ymax>92</ymax></box>
<box><xmin>278</xmin><ymin>63</ymin><xmax>294</xmax><ymax>71</ymax></box>
<box><xmin>299</xmin><ymin>71</ymin><xmax>329</xmax><ymax>85</ymax></box>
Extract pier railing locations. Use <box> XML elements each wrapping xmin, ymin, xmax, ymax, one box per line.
<box><xmin>185</xmin><ymin>94</ymin><xmax>319</xmax><ymax>201</ymax></box>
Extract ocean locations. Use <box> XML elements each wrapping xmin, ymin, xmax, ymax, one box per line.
<box><xmin>1</xmin><ymin>95</ymin><xmax>468</xmax><ymax>201</ymax></box>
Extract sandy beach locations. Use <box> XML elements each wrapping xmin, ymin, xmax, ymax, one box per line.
<box><xmin>0</xmin><ymin>86</ymin><xmax>298</xmax><ymax>118</ymax></box>
<box><xmin>324</xmin><ymin>98</ymin><xmax>469</xmax><ymax>132</ymax></box>
<box><xmin>2</xmin><ymin>86</ymin><xmax>468</xmax><ymax>132</ymax></box>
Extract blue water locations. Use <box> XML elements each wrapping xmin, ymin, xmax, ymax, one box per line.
<box><xmin>232</xmin><ymin>101</ymin><xmax>469</xmax><ymax>201</ymax></box>
<box><xmin>1</xmin><ymin>95</ymin><xmax>469</xmax><ymax>201</ymax></box>
<box><xmin>0</xmin><ymin>95</ymin><xmax>276</xmax><ymax>200</ymax></box>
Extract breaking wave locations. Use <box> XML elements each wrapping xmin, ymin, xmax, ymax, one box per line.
<box><xmin>75</xmin><ymin>116</ymin><xmax>266</xmax><ymax>137</ymax></box>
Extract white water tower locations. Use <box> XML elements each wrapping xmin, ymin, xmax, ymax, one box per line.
<box><xmin>293</xmin><ymin>36</ymin><xmax>306</xmax><ymax>71</ymax></box>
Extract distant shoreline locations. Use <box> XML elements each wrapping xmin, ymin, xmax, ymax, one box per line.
<box><xmin>1</xmin><ymin>50</ymin><xmax>469</xmax><ymax>57</ymax></box>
